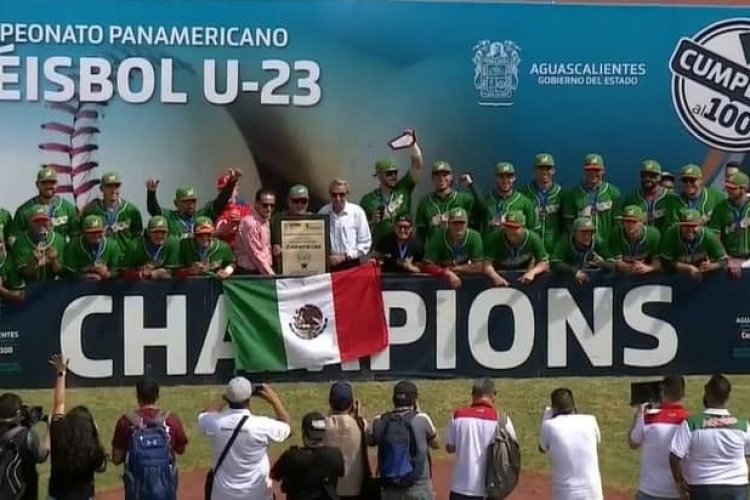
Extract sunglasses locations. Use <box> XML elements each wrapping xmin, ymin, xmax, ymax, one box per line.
<box><xmin>396</xmin><ymin>224</ymin><xmax>412</xmax><ymax>230</ymax></box>
<box><xmin>383</xmin><ymin>171</ymin><xmax>398</xmax><ymax>177</ymax></box>
<box><xmin>681</xmin><ymin>178</ymin><xmax>699</xmax><ymax>184</ymax></box>
<box><xmin>641</xmin><ymin>173</ymin><xmax>660</xmax><ymax>179</ymax></box>
<box><xmin>290</xmin><ymin>198</ymin><xmax>308</xmax><ymax>204</ymax></box>
<box><xmin>330</xmin><ymin>192</ymin><xmax>347</xmax><ymax>198</ymax></box>
<box><xmin>261</xmin><ymin>203</ymin><xmax>275</xmax><ymax>208</ymax></box>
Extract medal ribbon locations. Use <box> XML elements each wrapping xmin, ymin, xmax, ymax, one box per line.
<box><xmin>89</xmin><ymin>240</ymin><xmax>105</xmax><ymax>263</ymax></box>
<box><xmin>180</xmin><ymin>216</ymin><xmax>195</xmax><ymax>235</ymax></box>
<box><xmin>146</xmin><ymin>241</ymin><xmax>164</xmax><ymax>263</ymax></box>
<box><xmin>397</xmin><ymin>242</ymin><xmax>409</xmax><ymax>261</ymax></box>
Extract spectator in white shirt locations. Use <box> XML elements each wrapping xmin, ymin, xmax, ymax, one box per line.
<box><xmin>318</xmin><ymin>179</ymin><xmax>372</xmax><ymax>272</ymax></box>
<box><xmin>670</xmin><ymin>374</ymin><xmax>750</xmax><ymax>500</ymax></box>
<box><xmin>198</xmin><ymin>378</ymin><xmax>292</xmax><ymax>500</ymax></box>
<box><xmin>538</xmin><ymin>387</ymin><xmax>603</xmax><ymax>500</ymax></box>
<box><xmin>446</xmin><ymin>378</ymin><xmax>517</xmax><ymax>500</ymax></box>
<box><xmin>628</xmin><ymin>375</ymin><xmax>689</xmax><ymax>500</ymax></box>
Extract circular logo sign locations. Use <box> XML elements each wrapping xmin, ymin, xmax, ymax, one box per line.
<box><xmin>670</xmin><ymin>19</ymin><xmax>750</xmax><ymax>152</ymax></box>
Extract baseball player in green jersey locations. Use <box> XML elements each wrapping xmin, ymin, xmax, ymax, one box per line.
<box><xmin>519</xmin><ymin>153</ymin><xmax>564</xmax><ymax>253</ymax></box>
<box><xmin>482</xmin><ymin>211</ymin><xmax>549</xmax><ymax>287</ymax></box>
<box><xmin>622</xmin><ymin>160</ymin><xmax>679</xmax><ymax>233</ymax></box>
<box><xmin>122</xmin><ymin>216</ymin><xmax>181</xmax><ymax>281</ymax></box>
<box><xmin>562</xmin><ymin>153</ymin><xmax>621</xmax><ymax>237</ymax></box>
<box><xmin>708</xmin><ymin>172</ymin><xmax>750</xmax><ymax>279</ymax></box>
<box><xmin>360</xmin><ymin>139</ymin><xmax>423</xmax><ymax>245</ymax></box>
<box><xmin>672</xmin><ymin>164</ymin><xmax>726</xmax><ymax>225</ymax></box>
<box><xmin>14</xmin><ymin>167</ymin><xmax>79</xmax><ymax>241</ymax></box>
<box><xmin>64</xmin><ymin>215</ymin><xmax>123</xmax><ymax>280</ymax></box>
<box><xmin>0</xmin><ymin>207</ymin><xmax>15</xmax><ymax>248</ymax></box>
<box><xmin>146</xmin><ymin>168</ymin><xmax>240</xmax><ymax>239</ymax></box>
<box><xmin>607</xmin><ymin>205</ymin><xmax>662</xmax><ymax>276</ymax></box>
<box><xmin>423</xmin><ymin>207</ymin><xmax>483</xmax><ymax>289</ymax></box>
<box><xmin>81</xmin><ymin>172</ymin><xmax>143</xmax><ymax>252</ymax></box>
<box><xmin>476</xmin><ymin>162</ymin><xmax>538</xmax><ymax>235</ymax></box>
<box><xmin>551</xmin><ymin>216</ymin><xmax>613</xmax><ymax>285</ymax></box>
<box><xmin>415</xmin><ymin>161</ymin><xmax>482</xmax><ymax>244</ymax></box>
<box><xmin>660</xmin><ymin>209</ymin><xmax>727</xmax><ymax>280</ymax></box>
<box><xmin>0</xmin><ymin>229</ymin><xmax>24</xmax><ymax>301</ymax></box>
<box><xmin>12</xmin><ymin>205</ymin><xmax>66</xmax><ymax>281</ymax></box>
<box><xmin>177</xmin><ymin>216</ymin><xmax>236</xmax><ymax>280</ymax></box>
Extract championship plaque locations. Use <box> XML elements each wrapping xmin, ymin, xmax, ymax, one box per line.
<box><xmin>277</xmin><ymin>215</ymin><xmax>330</xmax><ymax>275</ymax></box>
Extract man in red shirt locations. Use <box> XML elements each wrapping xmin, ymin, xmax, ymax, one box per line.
<box><xmin>111</xmin><ymin>378</ymin><xmax>189</xmax><ymax>465</ymax></box>
<box><xmin>214</xmin><ymin>170</ymin><xmax>252</xmax><ymax>249</ymax></box>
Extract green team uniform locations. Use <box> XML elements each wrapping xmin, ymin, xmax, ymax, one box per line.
<box><xmin>424</xmin><ymin>227</ymin><xmax>483</xmax><ymax>266</ymax></box>
<box><xmin>673</xmin><ymin>188</ymin><xmax>726</xmax><ymax>226</ymax></box>
<box><xmin>562</xmin><ymin>183</ymin><xmax>621</xmax><ymax>237</ymax></box>
<box><xmin>416</xmin><ymin>191</ymin><xmax>478</xmax><ymax>243</ymax></box>
<box><xmin>12</xmin><ymin>231</ymin><xmax>67</xmax><ymax>281</ymax></box>
<box><xmin>360</xmin><ymin>175</ymin><xmax>416</xmax><ymax>244</ymax></box>
<box><xmin>551</xmin><ymin>235</ymin><xmax>610</xmax><ymax>271</ymax></box>
<box><xmin>179</xmin><ymin>238</ymin><xmax>235</xmax><ymax>270</ymax></box>
<box><xmin>519</xmin><ymin>182</ymin><xmax>564</xmax><ymax>252</ymax></box>
<box><xmin>659</xmin><ymin>226</ymin><xmax>727</xmax><ymax>265</ymax></box>
<box><xmin>81</xmin><ymin>199</ymin><xmax>143</xmax><ymax>251</ymax></box>
<box><xmin>478</xmin><ymin>190</ymin><xmax>538</xmax><ymax>234</ymax></box>
<box><xmin>483</xmin><ymin>229</ymin><xmax>548</xmax><ymax>270</ymax></box>
<box><xmin>0</xmin><ymin>254</ymin><xmax>25</xmax><ymax>291</ymax></box>
<box><xmin>156</xmin><ymin>208</ymin><xmax>219</xmax><ymax>240</ymax></box>
<box><xmin>0</xmin><ymin>208</ymin><xmax>15</xmax><ymax>245</ymax></box>
<box><xmin>607</xmin><ymin>225</ymin><xmax>662</xmax><ymax>263</ymax></box>
<box><xmin>621</xmin><ymin>188</ymin><xmax>679</xmax><ymax>233</ymax></box>
<box><xmin>125</xmin><ymin>236</ymin><xmax>181</xmax><ymax>269</ymax></box>
<box><xmin>709</xmin><ymin>199</ymin><xmax>750</xmax><ymax>257</ymax></box>
<box><xmin>14</xmin><ymin>196</ymin><xmax>79</xmax><ymax>240</ymax></box>
<box><xmin>64</xmin><ymin>237</ymin><xmax>123</xmax><ymax>276</ymax></box>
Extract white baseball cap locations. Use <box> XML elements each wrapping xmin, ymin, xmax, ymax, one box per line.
<box><xmin>225</xmin><ymin>377</ymin><xmax>253</xmax><ymax>403</ymax></box>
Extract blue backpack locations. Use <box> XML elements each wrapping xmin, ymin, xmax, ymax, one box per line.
<box><xmin>123</xmin><ymin>411</ymin><xmax>177</xmax><ymax>500</ymax></box>
<box><xmin>377</xmin><ymin>410</ymin><xmax>420</xmax><ymax>489</ymax></box>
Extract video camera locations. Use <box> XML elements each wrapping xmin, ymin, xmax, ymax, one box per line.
<box><xmin>19</xmin><ymin>405</ymin><xmax>48</xmax><ymax>427</ymax></box>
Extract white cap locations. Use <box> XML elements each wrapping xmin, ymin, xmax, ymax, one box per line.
<box><xmin>225</xmin><ymin>377</ymin><xmax>252</xmax><ymax>403</ymax></box>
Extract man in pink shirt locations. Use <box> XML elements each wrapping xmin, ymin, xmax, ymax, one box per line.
<box><xmin>236</xmin><ymin>188</ymin><xmax>276</xmax><ymax>275</ymax></box>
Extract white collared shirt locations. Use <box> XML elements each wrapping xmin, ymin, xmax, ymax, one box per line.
<box><xmin>318</xmin><ymin>201</ymin><xmax>372</xmax><ymax>259</ymax></box>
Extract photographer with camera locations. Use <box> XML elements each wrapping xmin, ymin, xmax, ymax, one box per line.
<box><xmin>0</xmin><ymin>393</ymin><xmax>49</xmax><ymax>500</ymax></box>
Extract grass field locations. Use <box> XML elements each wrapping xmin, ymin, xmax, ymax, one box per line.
<box><xmin>10</xmin><ymin>375</ymin><xmax>750</xmax><ymax>495</ymax></box>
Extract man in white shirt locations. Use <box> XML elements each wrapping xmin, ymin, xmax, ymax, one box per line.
<box><xmin>628</xmin><ymin>375</ymin><xmax>690</xmax><ymax>500</ymax></box>
<box><xmin>538</xmin><ymin>387</ymin><xmax>603</xmax><ymax>500</ymax></box>
<box><xmin>669</xmin><ymin>374</ymin><xmax>750</xmax><ymax>500</ymax></box>
<box><xmin>446</xmin><ymin>378</ymin><xmax>517</xmax><ymax>499</ymax></box>
<box><xmin>198</xmin><ymin>378</ymin><xmax>292</xmax><ymax>500</ymax></box>
<box><xmin>318</xmin><ymin>178</ymin><xmax>372</xmax><ymax>272</ymax></box>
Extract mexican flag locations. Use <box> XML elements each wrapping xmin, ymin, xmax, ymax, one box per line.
<box><xmin>223</xmin><ymin>263</ymin><xmax>389</xmax><ymax>372</ymax></box>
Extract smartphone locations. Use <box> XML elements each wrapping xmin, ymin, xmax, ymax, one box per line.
<box><xmin>251</xmin><ymin>383</ymin><xmax>265</xmax><ymax>397</ymax></box>
<box><xmin>630</xmin><ymin>381</ymin><xmax>662</xmax><ymax>406</ymax></box>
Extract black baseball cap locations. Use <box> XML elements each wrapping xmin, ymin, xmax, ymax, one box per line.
<box><xmin>395</xmin><ymin>215</ymin><xmax>412</xmax><ymax>225</ymax></box>
<box><xmin>393</xmin><ymin>380</ymin><xmax>418</xmax><ymax>407</ymax></box>
<box><xmin>302</xmin><ymin>411</ymin><xmax>327</xmax><ymax>441</ymax></box>
<box><xmin>329</xmin><ymin>381</ymin><xmax>354</xmax><ymax>411</ymax></box>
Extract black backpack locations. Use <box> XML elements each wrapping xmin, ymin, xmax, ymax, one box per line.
<box><xmin>0</xmin><ymin>427</ymin><xmax>26</xmax><ymax>500</ymax></box>
<box><xmin>376</xmin><ymin>411</ymin><xmax>420</xmax><ymax>490</ymax></box>
<box><xmin>484</xmin><ymin>413</ymin><xmax>521</xmax><ymax>499</ymax></box>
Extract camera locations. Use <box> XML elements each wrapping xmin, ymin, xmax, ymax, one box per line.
<box><xmin>251</xmin><ymin>383</ymin><xmax>265</xmax><ymax>397</ymax></box>
<box><xmin>19</xmin><ymin>405</ymin><xmax>48</xmax><ymax>427</ymax></box>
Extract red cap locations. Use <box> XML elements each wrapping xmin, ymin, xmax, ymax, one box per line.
<box><xmin>216</xmin><ymin>174</ymin><xmax>231</xmax><ymax>191</ymax></box>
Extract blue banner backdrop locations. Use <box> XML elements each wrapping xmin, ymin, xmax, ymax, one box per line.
<box><xmin>0</xmin><ymin>273</ymin><xmax>748</xmax><ymax>389</ymax></box>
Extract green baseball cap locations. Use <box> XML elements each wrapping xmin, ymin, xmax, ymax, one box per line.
<box><xmin>503</xmin><ymin>210</ymin><xmax>526</xmax><ymax>228</ymax></box>
<box><xmin>495</xmin><ymin>162</ymin><xmax>516</xmax><ymax>176</ymax></box>
<box><xmin>681</xmin><ymin>164</ymin><xmax>703</xmax><ymax>179</ymax></box>
<box><xmin>679</xmin><ymin>209</ymin><xmax>702</xmax><ymax>225</ymax></box>
<box><xmin>432</xmin><ymin>161</ymin><xmax>452</xmax><ymax>174</ymax></box>
<box><xmin>619</xmin><ymin>205</ymin><xmax>644</xmax><ymax>222</ymax></box>
<box><xmin>288</xmin><ymin>184</ymin><xmax>309</xmax><ymax>199</ymax></box>
<box><xmin>28</xmin><ymin>204</ymin><xmax>50</xmax><ymax>222</ymax></box>
<box><xmin>37</xmin><ymin>167</ymin><xmax>57</xmax><ymax>182</ymax></box>
<box><xmin>448</xmin><ymin>207</ymin><xmax>468</xmax><ymax>222</ymax></box>
<box><xmin>175</xmin><ymin>186</ymin><xmax>197</xmax><ymax>201</ymax></box>
<box><xmin>375</xmin><ymin>159</ymin><xmax>398</xmax><ymax>175</ymax></box>
<box><xmin>534</xmin><ymin>153</ymin><xmax>556</xmax><ymax>168</ymax></box>
<box><xmin>100</xmin><ymin>171</ymin><xmax>121</xmax><ymax>186</ymax></box>
<box><xmin>194</xmin><ymin>216</ymin><xmax>214</xmax><ymax>234</ymax></box>
<box><xmin>573</xmin><ymin>217</ymin><xmax>595</xmax><ymax>232</ymax></box>
<box><xmin>82</xmin><ymin>215</ymin><xmax>105</xmax><ymax>233</ymax></box>
<box><xmin>147</xmin><ymin>215</ymin><xmax>169</xmax><ymax>232</ymax></box>
<box><xmin>727</xmin><ymin>172</ymin><xmax>750</xmax><ymax>188</ymax></box>
<box><xmin>641</xmin><ymin>160</ymin><xmax>662</xmax><ymax>175</ymax></box>
<box><xmin>583</xmin><ymin>153</ymin><xmax>605</xmax><ymax>170</ymax></box>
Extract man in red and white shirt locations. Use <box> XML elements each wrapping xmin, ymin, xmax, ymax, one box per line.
<box><xmin>628</xmin><ymin>375</ymin><xmax>689</xmax><ymax>500</ymax></box>
<box><xmin>445</xmin><ymin>378</ymin><xmax>517</xmax><ymax>500</ymax></box>
<box><xmin>236</xmin><ymin>188</ymin><xmax>275</xmax><ymax>275</ymax></box>
<box><xmin>215</xmin><ymin>170</ymin><xmax>252</xmax><ymax>249</ymax></box>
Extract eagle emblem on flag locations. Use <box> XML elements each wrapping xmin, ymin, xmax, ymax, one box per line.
<box><xmin>290</xmin><ymin>304</ymin><xmax>328</xmax><ymax>340</ymax></box>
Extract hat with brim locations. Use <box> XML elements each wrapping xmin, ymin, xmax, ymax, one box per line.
<box><xmin>288</xmin><ymin>184</ymin><xmax>309</xmax><ymax>199</ymax></box>
<box><xmin>302</xmin><ymin>411</ymin><xmax>327</xmax><ymax>441</ymax></box>
<box><xmin>502</xmin><ymin>210</ymin><xmax>526</xmax><ymax>229</ymax></box>
<box><xmin>678</xmin><ymin>209</ymin><xmax>702</xmax><ymax>226</ymax></box>
<box><xmin>375</xmin><ymin>159</ymin><xmax>398</xmax><ymax>176</ymax></box>
<box><xmin>640</xmin><ymin>160</ymin><xmax>662</xmax><ymax>175</ymax></box>
<box><xmin>618</xmin><ymin>205</ymin><xmax>645</xmax><ymax>223</ymax></box>
<box><xmin>37</xmin><ymin>167</ymin><xmax>58</xmax><ymax>183</ymax></box>
<box><xmin>432</xmin><ymin>161</ymin><xmax>452</xmax><ymax>174</ymax></box>
<box><xmin>147</xmin><ymin>216</ymin><xmax>169</xmax><ymax>233</ymax></box>
<box><xmin>83</xmin><ymin>215</ymin><xmax>105</xmax><ymax>233</ymax></box>
<box><xmin>534</xmin><ymin>153</ymin><xmax>555</xmax><ymax>168</ymax></box>
<box><xmin>100</xmin><ymin>172</ymin><xmax>121</xmax><ymax>186</ymax></box>
<box><xmin>194</xmin><ymin>216</ymin><xmax>214</xmax><ymax>235</ymax></box>
<box><xmin>175</xmin><ymin>186</ymin><xmax>198</xmax><ymax>201</ymax></box>
<box><xmin>583</xmin><ymin>153</ymin><xmax>605</xmax><ymax>170</ymax></box>
<box><xmin>495</xmin><ymin>162</ymin><xmax>516</xmax><ymax>176</ymax></box>
<box><xmin>448</xmin><ymin>207</ymin><xmax>468</xmax><ymax>222</ymax></box>
<box><xmin>726</xmin><ymin>173</ymin><xmax>750</xmax><ymax>189</ymax></box>
<box><xmin>28</xmin><ymin>205</ymin><xmax>50</xmax><ymax>223</ymax></box>
<box><xmin>680</xmin><ymin>164</ymin><xmax>703</xmax><ymax>179</ymax></box>
<box><xmin>573</xmin><ymin>217</ymin><xmax>595</xmax><ymax>232</ymax></box>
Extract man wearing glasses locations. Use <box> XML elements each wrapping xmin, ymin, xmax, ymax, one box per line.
<box><xmin>271</xmin><ymin>184</ymin><xmax>313</xmax><ymax>261</ymax></box>
<box><xmin>671</xmin><ymin>164</ymin><xmax>725</xmax><ymax>225</ymax></box>
<box><xmin>372</xmin><ymin>215</ymin><xmax>423</xmax><ymax>274</ymax></box>
<box><xmin>236</xmin><ymin>188</ymin><xmax>276</xmax><ymax>275</ymax></box>
<box><xmin>622</xmin><ymin>160</ymin><xmax>679</xmax><ymax>233</ymax></box>
<box><xmin>319</xmin><ymin>179</ymin><xmax>372</xmax><ymax>272</ymax></box>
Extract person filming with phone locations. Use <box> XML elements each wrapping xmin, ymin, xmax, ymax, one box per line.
<box><xmin>198</xmin><ymin>377</ymin><xmax>292</xmax><ymax>500</ymax></box>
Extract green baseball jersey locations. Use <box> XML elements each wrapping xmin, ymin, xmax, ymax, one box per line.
<box><xmin>483</xmin><ymin>229</ymin><xmax>548</xmax><ymax>270</ymax></box>
<box><xmin>64</xmin><ymin>237</ymin><xmax>123</xmax><ymax>275</ymax></box>
<box><xmin>81</xmin><ymin>199</ymin><xmax>143</xmax><ymax>251</ymax></box>
<box><xmin>360</xmin><ymin>175</ymin><xmax>416</xmax><ymax>244</ymax></box>
<box><xmin>478</xmin><ymin>190</ymin><xmax>538</xmax><ymax>234</ymax></box>
<box><xmin>708</xmin><ymin>199</ymin><xmax>750</xmax><ymax>257</ymax></box>
<box><xmin>125</xmin><ymin>236</ymin><xmax>181</xmax><ymax>269</ymax></box>
<box><xmin>11</xmin><ymin>231</ymin><xmax>67</xmax><ymax>281</ymax></box>
<box><xmin>0</xmin><ymin>254</ymin><xmax>24</xmax><ymax>291</ymax></box>
<box><xmin>415</xmin><ymin>191</ymin><xmax>476</xmax><ymax>243</ymax></box>
<box><xmin>0</xmin><ymin>208</ymin><xmax>15</xmax><ymax>245</ymax></box>
<box><xmin>551</xmin><ymin>235</ymin><xmax>610</xmax><ymax>270</ymax></box>
<box><xmin>672</xmin><ymin>188</ymin><xmax>725</xmax><ymax>225</ymax></box>
<box><xmin>606</xmin><ymin>226</ymin><xmax>662</xmax><ymax>263</ymax></box>
<box><xmin>519</xmin><ymin>182</ymin><xmax>564</xmax><ymax>253</ymax></box>
<box><xmin>14</xmin><ymin>196</ymin><xmax>79</xmax><ymax>240</ymax></box>
<box><xmin>659</xmin><ymin>226</ymin><xmax>727</xmax><ymax>264</ymax></box>
<box><xmin>179</xmin><ymin>238</ymin><xmax>235</xmax><ymax>270</ymax></box>
<box><xmin>424</xmin><ymin>228</ymin><xmax>483</xmax><ymax>266</ymax></box>
<box><xmin>562</xmin><ymin>183</ymin><xmax>621</xmax><ymax>237</ymax></box>
<box><xmin>622</xmin><ymin>188</ymin><xmax>680</xmax><ymax>233</ymax></box>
